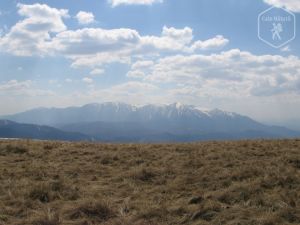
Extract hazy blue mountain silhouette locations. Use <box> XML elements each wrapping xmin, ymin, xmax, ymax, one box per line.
<box><xmin>2</xmin><ymin>102</ymin><xmax>300</xmax><ymax>142</ymax></box>
<box><xmin>0</xmin><ymin>120</ymin><xmax>90</xmax><ymax>141</ymax></box>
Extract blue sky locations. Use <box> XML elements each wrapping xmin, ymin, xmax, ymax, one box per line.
<box><xmin>0</xmin><ymin>0</ymin><xmax>300</xmax><ymax>129</ymax></box>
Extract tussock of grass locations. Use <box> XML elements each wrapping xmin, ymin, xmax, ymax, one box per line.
<box><xmin>31</xmin><ymin>208</ymin><xmax>60</xmax><ymax>225</ymax></box>
<box><xmin>32</xmin><ymin>217</ymin><xmax>60</xmax><ymax>225</ymax></box>
<box><xmin>129</xmin><ymin>167</ymin><xmax>158</xmax><ymax>182</ymax></box>
<box><xmin>0</xmin><ymin>139</ymin><xmax>299</xmax><ymax>224</ymax></box>
<box><xmin>0</xmin><ymin>214</ymin><xmax>8</xmax><ymax>222</ymax></box>
<box><xmin>0</xmin><ymin>144</ymin><xmax>28</xmax><ymax>155</ymax></box>
<box><xmin>28</xmin><ymin>180</ymin><xmax>80</xmax><ymax>203</ymax></box>
<box><xmin>67</xmin><ymin>201</ymin><xmax>115</xmax><ymax>222</ymax></box>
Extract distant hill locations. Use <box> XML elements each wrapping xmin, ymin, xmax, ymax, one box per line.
<box><xmin>0</xmin><ymin>120</ymin><xmax>91</xmax><ymax>141</ymax></box>
<box><xmin>2</xmin><ymin>102</ymin><xmax>300</xmax><ymax>142</ymax></box>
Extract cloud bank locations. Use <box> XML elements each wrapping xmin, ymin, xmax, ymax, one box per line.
<box><xmin>108</xmin><ymin>0</ymin><xmax>163</xmax><ymax>7</ymax></box>
<box><xmin>264</xmin><ymin>0</ymin><xmax>300</xmax><ymax>12</ymax></box>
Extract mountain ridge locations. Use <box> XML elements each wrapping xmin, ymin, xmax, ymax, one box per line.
<box><xmin>1</xmin><ymin>102</ymin><xmax>251</xmax><ymax>125</ymax></box>
<box><xmin>0</xmin><ymin>120</ymin><xmax>91</xmax><ymax>141</ymax></box>
<box><xmin>1</xmin><ymin>102</ymin><xmax>299</xmax><ymax>142</ymax></box>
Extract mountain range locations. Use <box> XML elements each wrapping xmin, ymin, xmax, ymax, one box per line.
<box><xmin>1</xmin><ymin>102</ymin><xmax>299</xmax><ymax>142</ymax></box>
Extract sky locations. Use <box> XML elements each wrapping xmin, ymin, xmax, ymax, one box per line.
<box><xmin>0</xmin><ymin>0</ymin><xmax>300</xmax><ymax>129</ymax></box>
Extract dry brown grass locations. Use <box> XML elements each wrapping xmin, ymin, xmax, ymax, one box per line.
<box><xmin>0</xmin><ymin>139</ymin><xmax>299</xmax><ymax>225</ymax></box>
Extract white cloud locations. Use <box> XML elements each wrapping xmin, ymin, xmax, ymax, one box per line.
<box><xmin>127</xmin><ymin>70</ymin><xmax>146</xmax><ymax>78</ymax></box>
<box><xmin>191</xmin><ymin>35</ymin><xmax>229</xmax><ymax>51</ymax></box>
<box><xmin>0</xmin><ymin>80</ymin><xmax>54</xmax><ymax>97</ymax></box>
<box><xmin>131</xmin><ymin>60</ymin><xmax>154</xmax><ymax>70</ymax></box>
<box><xmin>52</xmin><ymin>27</ymin><xmax>140</xmax><ymax>55</ymax></box>
<box><xmin>127</xmin><ymin>60</ymin><xmax>153</xmax><ymax>78</ymax></box>
<box><xmin>138</xmin><ymin>28</ymin><xmax>228</xmax><ymax>54</ymax></box>
<box><xmin>65</xmin><ymin>78</ymin><xmax>72</xmax><ymax>83</ymax></box>
<box><xmin>70</xmin><ymin>53</ymin><xmax>131</xmax><ymax>69</ymax></box>
<box><xmin>107</xmin><ymin>81</ymin><xmax>158</xmax><ymax>92</ymax></box>
<box><xmin>139</xmin><ymin>27</ymin><xmax>193</xmax><ymax>53</ymax></box>
<box><xmin>0</xmin><ymin>4</ymin><xmax>229</xmax><ymax>71</ymax></box>
<box><xmin>132</xmin><ymin>49</ymin><xmax>300</xmax><ymax>97</ymax></box>
<box><xmin>76</xmin><ymin>11</ymin><xmax>95</xmax><ymax>25</ymax></box>
<box><xmin>87</xmin><ymin>81</ymin><xmax>159</xmax><ymax>103</ymax></box>
<box><xmin>63</xmin><ymin>81</ymin><xmax>161</xmax><ymax>107</ymax></box>
<box><xmin>82</xmin><ymin>77</ymin><xmax>93</xmax><ymax>83</ymax></box>
<box><xmin>162</xmin><ymin>26</ymin><xmax>193</xmax><ymax>45</ymax></box>
<box><xmin>109</xmin><ymin>0</ymin><xmax>163</xmax><ymax>7</ymax></box>
<box><xmin>0</xmin><ymin>80</ymin><xmax>32</xmax><ymax>92</ymax></box>
<box><xmin>90</xmin><ymin>68</ymin><xmax>105</xmax><ymax>75</ymax></box>
<box><xmin>281</xmin><ymin>45</ymin><xmax>291</xmax><ymax>52</ymax></box>
<box><xmin>48</xmin><ymin>79</ymin><xmax>58</xmax><ymax>85</ymax></box>
<box><xmin>50</xmin><ymin>26</ymin><xmax>228</xmax><ymax>71</ymax></box>
<box><xmin>264</xmin><ymin>0</ymin><xmax>300</xmax><ymax>12</ymax></box>
<box><xmin>0</xmin><ymin>3</ymin><xmax>69</xmax><ymax>56</ymax></box>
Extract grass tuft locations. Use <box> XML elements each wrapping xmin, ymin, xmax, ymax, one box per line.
<box><xmin>68</xmin><ymin>201</ymin><xmax>115</xmax><ymax>222</ymax></box>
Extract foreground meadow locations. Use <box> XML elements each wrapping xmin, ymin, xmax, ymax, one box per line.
<box><xmin>0</xmin><ymin>139</ymin><xmax>299</xmax><ymax>225</ymax></box>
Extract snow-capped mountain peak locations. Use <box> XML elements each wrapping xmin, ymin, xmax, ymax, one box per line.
<box><xmin>2</xmin><ymin>102</ymin><xmax>299</xmax><ymax>142</ymax></box>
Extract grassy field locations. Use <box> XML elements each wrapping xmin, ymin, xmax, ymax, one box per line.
<box><xmin>0</xmin><ymin>139</ymin><xmax>299</xmax><ymax>225</ymax></box>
